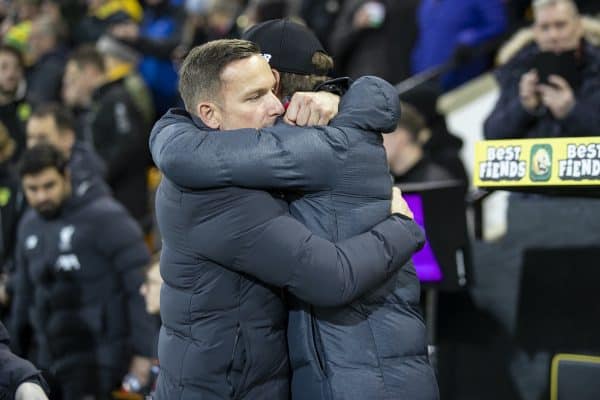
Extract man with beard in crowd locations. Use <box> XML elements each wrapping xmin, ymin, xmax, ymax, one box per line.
<box><xmin>11</xmin><ymin>144</ymin><xmax>156</xmax><ymax>399</ymax></box>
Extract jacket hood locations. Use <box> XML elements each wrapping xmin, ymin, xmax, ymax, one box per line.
<box><xmin>331</xmin><ymin>75</ymin><xmax>400</xmax><ymax>134</ymax></box>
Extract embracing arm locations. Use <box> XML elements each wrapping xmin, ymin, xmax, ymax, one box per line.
<box><xmin>151</xmin><ymin>114</ymin><xmax>338</xmax><ymax>191</ymax></box>
<box><xmin>199</xmin><ymin>213</ymin><xmax>424</xmax><ymax>307</ymax></box>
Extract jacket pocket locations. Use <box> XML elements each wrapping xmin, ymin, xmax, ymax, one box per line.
<box><xmin>226</xmin><ymin>324</ymin><xmax>251</xmax><ymax>399</ymax></box>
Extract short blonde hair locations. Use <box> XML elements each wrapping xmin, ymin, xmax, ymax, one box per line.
<box><xmin>532</xmin><ymin>0</ymin><xmax>579</xmax><ymax>17</ymax></box>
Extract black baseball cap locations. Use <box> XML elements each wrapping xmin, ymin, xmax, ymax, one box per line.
<box><xmin>242</xmin><ymin>18</ymin><xmax>330</xmax><ymax>76</ymax></box>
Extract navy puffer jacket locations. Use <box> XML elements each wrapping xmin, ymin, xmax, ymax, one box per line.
<box><xmin>151</xmin><ymin>76</ymin><xmax>438</xmax><ymax>399</ymax></box>
<box><xmin>10</xmin><ymin>189</ymin><xmax>153</xmax><ymax>376</ymax></box>
<box><xmin>150</xmin><ymin>89</ymin><xmax>426</xmax><ymax>398</ymax></box>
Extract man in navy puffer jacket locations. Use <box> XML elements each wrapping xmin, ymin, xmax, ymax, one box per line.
<box><xmin>151</xmin><ymin>39</ymin><xmax>427</xmax><ymax>399</ymax></box>
<box><xmin>152</xmin><ymin>37</ymin><xmax>438</xmax><ymax>399</ymax></box>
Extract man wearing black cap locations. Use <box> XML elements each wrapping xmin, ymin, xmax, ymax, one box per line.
<box><xmin>151</xmin><ymin>37</ymin><xmax>426</xmax><ymax>400</ymax></box>
<box><xmin>242</xmin><ymin>18</ymin><xmax>345</xmax><ymax>127</ymax></box>
<box><xmin>152</xmin><ymin>20</ymin><xmax>438</xmax><ymax>400</ymax></box>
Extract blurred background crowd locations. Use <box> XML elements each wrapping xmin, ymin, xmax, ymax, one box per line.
<box><xmin>1</xmin><ymin>0</ymin><xmax>600</xmax><ymax>399</ymax></box>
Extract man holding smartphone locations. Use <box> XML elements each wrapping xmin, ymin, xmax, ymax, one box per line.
<box><xmin>484</xmin><ymin>0</ymin><xmax>600</xmax><ymax>139</ymax></box>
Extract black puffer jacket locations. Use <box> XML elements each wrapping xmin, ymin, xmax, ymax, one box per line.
<box><xmin>88</xmin><ymin>79</ymin><xmax>149</xmax><ymax>223</ymax></box>
<box><xmin>0</xmin><ymin>321</ymin><xmax>48</xmax><ymax>399</ymax></box>
<box><xmin>150</xmin><ymin>89</ymin><xmax>426</xmax><ymax>399</ymax></box>
<box><xmin>10</xmin><ymin>188</ymin><xmax>154</xmax><ymax>375</ymax></box>
<box><xmin>151</xmin><ymin>76</ymin><xmax>437</xmax><ymax>399</ymax></box>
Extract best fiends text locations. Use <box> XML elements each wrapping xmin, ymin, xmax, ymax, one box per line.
<box><xmin>559</xmin><ymin>144</ymin><xmax>600</xmax><ymax>180</ymax></box>
<box><xmin>479</xmin><ymin>146</ymin><xmax>526</xmax><ymax>181</ymax></box>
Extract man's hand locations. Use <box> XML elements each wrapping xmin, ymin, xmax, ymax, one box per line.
<box><xmin>15</xmin><ymin>382</ymin><xmax>48</xmax><ymax>400</ymax></box>
<box><xmin>283</xmin><ymin>91</ymin><xmax>340</xmax><ymax>126</ymax></box>
<box><xmin>128</xmin><ymin>355</ymin><xmax>153</xmax><ymax>387</ymax></box>
<box><xmin>391</xmin><ymin>187</ymin><xmax>413</xmax><ymax>219</ymax></box>
<box><xmin>519</xmin><ymin>69</ymin><xmax>540</xmax><ymax>112</ymax></box>
<box><xmin>537</xmin><ymin>75</ymin><xmax>576</xmax><ymax>119</ymax></box>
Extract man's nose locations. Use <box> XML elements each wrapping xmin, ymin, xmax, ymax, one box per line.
<box><xmin>33</xmin><ymin>190</ymin><xmax>50</xmax><ymax>204</ymax></box>
<box><xmin>268</xmin><ymin>92</ymin><xmax>285</xmax><ymax>116</ymax></box>
<box><xmin>548</xmin><ymin>27</ymin><xmax>562</xmax><ymax>43</ymax></box>
<box><xmin>28</xmin><ymin>138</ymin><xmax>40</xmax><ymax>148</ymax></box>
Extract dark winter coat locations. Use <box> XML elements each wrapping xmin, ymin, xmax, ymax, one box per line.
<box><xmin>87</xmin><ymin>79</ymin><xmax>149</xmax><ymax>223</ymax></box>
<box><xmin>151</xmin><ymin>76</ymin><xmax>438</xmax><ymax>399</ymax></box>
<box><xmin>0</xmin><ymin>321</ymin><xmax>48</xmax><ymax>399</ymax></box>
<box><xmin>329</xmin><ymin>0</ymin><xmax>420</xmax><ymax>84</ymax></box>
<box><xmin>10</xmin><ymin>187</ymin><xmax>154</xmax><ymax>376</ymax></box>
<box><xmin>484</xmin><ymin>40</ymin><xmax>600</xmax><ymax>139</ymax></box>
<box><xmin>25</xmin><ymin>48</ymin><xmax>66</xmax><ymax>107</ymax></box>
<box><xmin>68</xmin><ymin>140</ymin><xmax>110</xmax><ymax>201</ymax></box>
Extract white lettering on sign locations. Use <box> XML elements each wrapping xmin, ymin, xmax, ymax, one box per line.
<box><xmin>559</xmin><ymin>143</ymin><xmax>600</xmax><ymax>180</ymax></box>
<box><xmin>479</xmin><ymin>146</ymin><xmax>526</xmax><ymax>181</ymax></box>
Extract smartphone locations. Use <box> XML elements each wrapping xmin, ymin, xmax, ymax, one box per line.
<box><xmin>532</xmin><ymin>50</ymin><xmax>581</xmax><ymax>90</ymax></box>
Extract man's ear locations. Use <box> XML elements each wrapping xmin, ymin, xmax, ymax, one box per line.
<box><xmin>196</xmin><ymin>102</ymin><xmax>221</xmax><ymax>129</ymax></box>
<box><xmin>272</xmin><ymin>69</ymin><xmax>282</xmax><ymax>98</ymax></box>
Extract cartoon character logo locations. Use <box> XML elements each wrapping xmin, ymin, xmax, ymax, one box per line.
<box><xmin>530</xmin><ymin>144</ymin><xmax>552</xmax><ymax>181</ymax></box>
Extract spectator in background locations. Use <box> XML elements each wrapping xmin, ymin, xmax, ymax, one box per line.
<box><xmin>0</xmin><ymin>44</ymin><xmax>29</xmax><ymax>162</ymax></box>
<box><xmin>0</xmin><ymin>122</ymin><xmax>23</xmax><ymax>318</ymax></box>
<box><xmin>139</xmin><ymin>257</ymin><xmax>161</xmax><ymax>315</ymax></box>
<box><xmin>384</xmin><ymin>101</ymin><xmax>454</xmax><ymax>184</ymax></box>
<box><xmin>1</xmin><ymin>0</ymin><xmax>42</xmax><ymax>52</ymax></box>
<box><xmin>25</xmin><ymin>103</ymin><xmax>109</xmax><ymax>199</ymax></box>
<box><xmin>400</xmin><ymin>85</ymin><xmax>470</xmax><ymax>186</ymax></box>
<box><xmin>241</xmin><ymin>0</ymin><xmax>288</xmax><ymax>27</ymax></box>
<box><xmin>0</xmin><ymin>321</ymin><xmax>49</xmax><ymax>400</ymax></box>
<box><xmin>96</xmin><ymin>34</ymin><xmax>155</xmax><ymax>128</ymax></box>
<box><xmin>329</xmin><ymin>0</ymin><xmax>420</xmax><ymax>84</ymax></box>
<box><xmin>72</xmin><ymin>0</ymin><xmax>143</xmax><ymax>45</ymax></box>
<box><xmin>475</xmin><ymin>4</ymin><xmax>600</xmax><ymax>399</ymax></box>
<box><xmin>484</xmin><ymin>0</ymin><xmax>600</xmax><ymax>139</ymax></box>
<box><xmin>299</xmin><ymin>0</ymin><xmax>341</xmax><ymax>49</ymax></box>
<box><xmin>171</xmin><ymin>0</ymin><xmax>243</xmax><ymax>66</ymax></box>
<box><xmin>62</xmin><ymin>46</ymin><xmax>149</xmax><ymax>226</ymax></box>
<box><xmin>110</xmin><ymin>0</ymin><xmax>183</xmax><ymax>115</ymax></box>
<box><xmin>25</xmin><ymin>14</ymin><xmax>66</xmax><ymax>106</ymax></box>
<box><xmin>117</xmin><ymin>255</ymin><xmax>161</xmax><ymax>396</ymax></box>
<box><xmin>411</xmin><ymin>0</ymin><xmax>508</xmax><ymax>91</ymax></box>
<box><xmin>11</xmin><ymin>144</ymin><xmax>155</xmax><ymax>400</ymax></box>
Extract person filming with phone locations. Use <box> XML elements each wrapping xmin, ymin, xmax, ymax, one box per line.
<box><xmin>484</xmin><ymin>0</ymin><xmax>600</xmax><ymax>139</ymax></box>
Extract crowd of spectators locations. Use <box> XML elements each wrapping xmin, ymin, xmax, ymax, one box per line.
<box><xmin>0</xmin><ymin>0</ymin><xmax>598</xmax><ymax>398</ymax></box>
